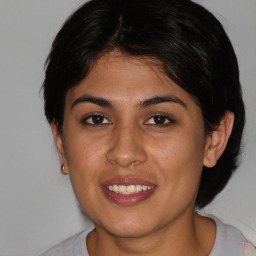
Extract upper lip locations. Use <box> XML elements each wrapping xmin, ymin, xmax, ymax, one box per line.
<box><xmin>101</xmin><ymin>176</ymin><xmax>156</xmax><ymax>187</ymax></box>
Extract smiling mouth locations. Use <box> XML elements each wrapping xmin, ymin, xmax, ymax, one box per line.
<box><xmin>106</xmin><ymin>184</ymin><xmax>154</xmax><ymax>194</ymax></box>
<box><xmin>101</xmin><ymin>177</ymin><xmax>156</xmax><ymax>205</ymax></box>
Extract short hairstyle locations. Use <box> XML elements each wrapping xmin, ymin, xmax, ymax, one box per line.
<box><xmin>43</xmin><ymin>0</ymin><xmax>245</xmax><ymax>208</ymax></box>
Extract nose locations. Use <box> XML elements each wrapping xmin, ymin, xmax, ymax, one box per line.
<box><xmin>106</xmin><ymin>124</ymin><xmax>147</xmax><ymax>168</ymax></box>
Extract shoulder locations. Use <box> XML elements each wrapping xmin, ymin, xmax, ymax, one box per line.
<box><xmin>40</xmin><ymin>226</ymin><xmax>94</xmax><ymax>256</ymax></box>
<box><xmin>206</xmin><ymin>214</ymin><xmax>256</xmax><ymax>256</ymax></box>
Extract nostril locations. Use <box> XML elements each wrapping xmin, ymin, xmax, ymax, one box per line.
<box><xmin>106</xmin><ymin>145</ymin><xmax>147</xmax><ymax>168</ymax></box>
<box><xmin>106</xmin><ymin>126</ymin><xmax>147</xmax><ymax>168</ymax></box>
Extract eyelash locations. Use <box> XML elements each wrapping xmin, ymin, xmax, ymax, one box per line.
<box><xmin>81</xmin><ymin>114</ymin><xmax>112</xmax><ymax>126</ymax></box>
<box><xmin>144</xmin><ymin>114</ymin><xmax>176</xmax><ymax>127</ymax></box>
<box><xmin>80</xmin><ymin>114</ymin><xmax>176</xmax><ymax>127</ymax></box>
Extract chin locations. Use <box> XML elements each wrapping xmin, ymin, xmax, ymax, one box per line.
<box><xmin>108</xmin><ymin>225</ymin><xmax>152</xmax><ymax>238</ymax></box>
<box><xmin>99</xmin><ymin>216</ymin><xmax>154</xmax><ymax>238</ymax></box>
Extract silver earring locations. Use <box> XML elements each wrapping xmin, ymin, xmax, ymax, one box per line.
<box><xmin>61</xmin><ymin>164</ymin><xmax>66</xmax><ymax>171</ymax></box>
<box><xmin>61</xmin><ymin>164</ymin><xmax>68</xmax><ymax>175</ymax></box>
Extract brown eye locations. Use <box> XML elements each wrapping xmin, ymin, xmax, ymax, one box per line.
<box><xmin>153</xmin><ymin>115</ymin><xmax>167</xmax><ymax>124</ymax></box>
<box><xmin>146</xmin><ymin>115</ymin><xmax>175</xmax><ymax>126</ymax></box>
<box><xmin>83</xmin><ymin>115</ymin><xmax>111</xmax><ymax>125</ymax></box>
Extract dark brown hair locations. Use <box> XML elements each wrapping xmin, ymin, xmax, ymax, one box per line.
<box><xmin>43</xmin><ymin>0</ymin><xmax>245</xmax><ymax>208</ymax></box>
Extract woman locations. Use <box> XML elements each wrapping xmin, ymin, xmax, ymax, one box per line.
<box><xmin>41</xmin><ymin>0</ymin><xmax>255</xmax><ymax>255</ymax></box>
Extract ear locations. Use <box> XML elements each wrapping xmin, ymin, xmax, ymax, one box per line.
<box><xmin>51</xmin><ymin>121</ymin><xmax>69</xmax><ymax>175</ymax></box>
<box><xmin>203</xmin><ymin>111</ymin><xmax>235</xmax><ymax>168</ymax></box>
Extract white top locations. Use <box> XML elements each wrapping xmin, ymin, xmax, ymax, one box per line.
<box><xmin>41</xmin><ymin>216</ymin><xmax>256</xmax><ymax>256</ymax></box>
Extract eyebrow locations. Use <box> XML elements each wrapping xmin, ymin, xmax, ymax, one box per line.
<box><xmin>140</xmin><ymin>96</ymin><xmax>187</xmax><ymax>109</ymax></box>
<box><xmin>71</xmin><ymin>94</ymin><xmax>187</xmax><ymax>110</ymax></box>
<box><xmin>71</xmin><ymin>95</ymin><xmax>114</xmax><ymax>109</ymax></box>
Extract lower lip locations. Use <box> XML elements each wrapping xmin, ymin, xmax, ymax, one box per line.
<box><xmin>102</xmin><ymin>187</ymin><xmax>155</xmax><ymax>206</ymax></box>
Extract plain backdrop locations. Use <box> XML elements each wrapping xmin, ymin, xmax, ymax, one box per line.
<box><xmin>0</xmin><ymin>0</ymin><xmax>255</xmax><ymax>255</ymax></box>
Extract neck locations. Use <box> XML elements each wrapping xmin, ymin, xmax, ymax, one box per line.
<box><xmin>87</xmin><ymin>212</ymin><xmax>216</xmax><ymax>256</ymax></box>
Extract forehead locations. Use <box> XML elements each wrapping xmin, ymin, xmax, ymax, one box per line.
<box><xmin>66</xmin><ymin>51</ymin><xmax>196</xmax><ymax>108</ymax></box>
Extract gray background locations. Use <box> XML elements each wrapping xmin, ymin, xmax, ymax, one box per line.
<box><xmin>0</xmin><ymin>0</ymin><xmax>255</xmax><ymax>255</ymax></box>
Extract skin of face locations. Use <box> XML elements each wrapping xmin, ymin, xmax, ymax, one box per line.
<box><xmin>52</xmin><ymin>51</ymin><xmax>234</xmax><ymax>255</ymax></box>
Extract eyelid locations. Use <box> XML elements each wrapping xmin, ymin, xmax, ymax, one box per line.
<box><xmin>80</xmin><ymin>113</ymin><xmax>112</xmax><ymax>126</ymax></box>
<box><xmin>144</xmin><ymin>113</ymin><xmax>176</xmax><ymax>126</ymax></box>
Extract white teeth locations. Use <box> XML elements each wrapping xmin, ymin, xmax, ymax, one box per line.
<box><xmin>119</xmin><ymin>185</ymin><xmax>126</xmax><ymax>193</ymax></box>
<box><xmin>106</xmin><ymin>184</ymin><xmax>154</xmax><ymax>194</ymax></box>
<box><xmin>136</xmin><ymin>185</ymin><xmax>142</xmax><ymax>192</ymax></box>
<box><xmin>126</xmin><ymin>185</ymin><xmax>136</xmax><ymax>193</ymax></box>
<box><xmin>113</xmin><ymin>185</ymin><xmax>118</xmax><ymax>192</ymax></box>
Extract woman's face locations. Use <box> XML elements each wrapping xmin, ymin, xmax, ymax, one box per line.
<box><xmin>55</xmin><ymin>51</ymin><xmax>212</xmax><ymax>238</ymax></box>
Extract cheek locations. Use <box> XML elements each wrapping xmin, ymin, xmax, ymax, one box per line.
<box><xmin>65</xmin><ymin>130</ymin><xmax>105</xmax><ymax>167</ymax></box>
<box><xmin>149</xmin><ymin>129</ymin><xmax>205</xmax><ymax>185</ymax></box>
<box><xmin>63</xmin><ymin>132</ymin><xmax>107</xmax><ymax>197</ymax></box>
<box><xmin>64</xmin><ymin>137</ymin><xmax>105</xmax><ymax>214</ymax></box>
<box><xmin>149</xmin><ymin>133</ymin><xmax>205</xmax><ymax>212</ymax></box>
